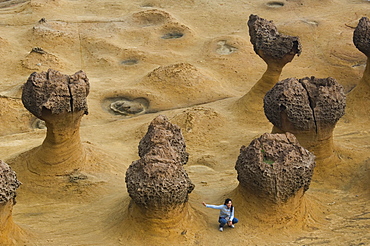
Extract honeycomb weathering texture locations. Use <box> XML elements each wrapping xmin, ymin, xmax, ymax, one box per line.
<box><xmin>235</xmin><ymin>133</ymin><xmax>315</xmax><ymax>203</ymax></box>
<box><xmin>353</xmin><ymin>17</ymin><xmax>370</xmax><ymax>57</ymax></box>
<box><xmin>264</xmin><ymin>76</ymin><xmax>346</xmax><ymax>132</ymax></box>
<box><xmin>248</xmin><ymin>14</ymin><xmax>302</xmax><ymax>59</ymax></box>
<box><xmin>125</xmin><ymin>157</ymin><xmax>194</xmax><ymax>209</ymax></box>
<box><xmin>21</xmin><ymin>69</ymin><xmax>90</xmax><ymax>118</ymax></box>
<box><xmin>126</xmin><ymin>115</ymin><xmax>194</xmax><ymax>209</ymax></box>
<box><xmin>138</xmin><ymin>115</ymin><xmax>189</xmax><ymax>165</ymax></box>
<box><xmin>0</xmin><ymin>160</ymin><xmax>21</xmax><ymax>204</ymax></box>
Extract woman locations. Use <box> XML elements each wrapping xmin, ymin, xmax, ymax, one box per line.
<box><xmin>202</xmin><ymin>198</ymin><xmax>239</xmax><ymax>232</ymax></box>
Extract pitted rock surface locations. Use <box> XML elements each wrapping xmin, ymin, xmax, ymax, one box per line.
<box><xmin>138</xmin><ymin>115</ymin><xmax>189</xmax><ymax>165</ymax></box>
<box><xmin>264</xmin><ymin>76</ymin><xmax>346</xmax><ymax>132</ymax></box>
<box><xmin>126</xmin><ymin>115</ymin><xmax>194</xmax><ymax>209</ymax></box>
<box><xmin>0</xmin><ymin>160</ymin><xmax>21</xmax><ymax>204</ymax></box>
<box><xmin>125</xmin><ymin>157</ymin><xmax>194</xmax><ymax>209</ymax></box>
<box><xmin>248</xmin><ymin>14</ymin><xmax>302</xmax><ymax>59</ymax></box>
<box><xmin>353</xmin><ymin>17</ymin><xmax>370</xmax><ymax>57</ymax></box>
<box><xmin>21</xmin><ymin>69</ymin><xmax>90</xmax><ymax>118</ymax></box>
<box><xmin>235</xmin><ymin>133</ymin><xmax>315</xmax><ymax>203</ymax></box>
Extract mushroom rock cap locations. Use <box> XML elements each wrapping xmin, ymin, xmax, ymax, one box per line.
<box><xmin>264</xmin><ymin>76</ymin><xmax>346</xmax><ymax>132</ymax></box>
<box><xmin>235</xmin><ymin>133</ymin><xmax>315</xmax><ymax>203</ymax></box>
<box><xmin>125</xmin><ymin>157</ymin><xmax>194</xmax><ymax>209</ymax></box>
<box><xmin>21</xmin><ymin>69</ymin><xmax>90</xmax><ymax>118</ymax></box>
<box><xmin>138</xmin><ymin>115</ymin><xmax>189</xmax><ymax>165</ymax></box>
<box><xmin>248</xmin><ymin>14</ymin><xmax>302</xmax><ymax>59</ymax></box>
<box><xmin>0</xmin><ymin>160</ymin><xmax>21</xmax><ymax>204</ymax></box>
<box><xmin>353</xmin><ymin>17</ymin><xmax>370</xmax><ymax>57</ymax></box>
<box><xmin>126</xmin><ymin>115</ymin><xmax>194</xmax><ymax>209</ymax></box>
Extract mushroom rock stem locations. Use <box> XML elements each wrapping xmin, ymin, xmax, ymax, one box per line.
<box><xmin>0</xmin><ymin>200</ymin><xmax>16</xmax><ymax>232</ymax></box>
<box><xmin>29</xmin><ymin>111</ymin><xmax>86</xmax><ymax>174</ymax></box>
<box><xmin>361</xmin><ymin>58</ymin><xmax>370</xmax><ymax>88</ymax></box>
<box><xmin>238</xmin><ymin>62</ymin><xmax>284</xmax><ymax>106</ymax></box>
<box><xmin>0</xmin><ymin>201</ymin><xmax>27</xmax><ymax>246</ymax></box>
<box><xmin>127</xmin><ymin>199</ymin><xmax>190</xmax><ymax>224</ymax></box>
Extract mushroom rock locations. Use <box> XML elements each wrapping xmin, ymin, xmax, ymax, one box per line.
<box><xmin>234</xmin><ymin>133</ymin><xmax>315</xmax><ymax>224</ymax></box>
<box><xmin>235</xmin><ymin>132</ymin><xmax>315</xmax><ymax>204</ymax></box>
<box><xmin>248</xmin><ymin>14</ymin><xmax>302</xmax><ymax>61</ymax></box>
<box><xmin>21</xmin><ymin>69</ymin><xmax>90</xmax><ymax>175</ymax></box>
<box><xmin>125</xmin><ymin>115</ymin><xmax>194</xmax><ymax>219</ymax></box>
<box><xmin>234</xmin><ymin>14</ymin><xmax>301</xmax><ymax>122</ymax></box>
<box><xmin>353</xmin><ymin>17</ymin><xmax>370</xmax><ymax>57</ymax></box>
<box><xmin>346</xmin><ymin>17</ymin><xmax>370</xmax><ymax>121</ymax></box>
<box><xmin>264</xmin><ymin>76</ymin><xmax>346</xmax><ymax>160</ymax></box>
<box><xmin>0</xmin><ymin>160</ymin><xmax>24</xmax><ymax>245</ymax></box>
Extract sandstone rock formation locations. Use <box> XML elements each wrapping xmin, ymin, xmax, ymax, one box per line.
<box><xmin>234</xmin><ymin>14</ymin><xmax>301</xmax><ymax>122</ymax></box>
<box><xmin>353</xmin><ymin>17</ymin><xmax>370</xmax><ymax>57</ymax></box>
<box><xmin>234</xmin><ymin>133</ymin><xmax>315</xmax><ymax>226</ymax></box>
<box><xmin>125</xmin><ymin>115</ymin><xmax>194</xmax><ymax>215</ymax></box>
<box><xmin>235</xmin><ymin>132</ymin><xmax>315</xmax><ymax>204</ymax></box>
<box><xmin>0</xmin><ymin>96</ymin><xmax>34</xmax><ymax>136</ymax></box>
<box><xmin>0</xmin><ymin>160</ymin><xmax>23</xmax><ymax>245</ymax></box>
<box><xmin>346</xmin><ymin>17</ymin><xmax>370</xmax><ymax>122</ymax></box>
<box><xmin>104</xmin><ymin>63</ymin><xmax>232</xmax><ymax>115</ymax></box>
<box><xmin>21</xmin><ymin>69</ymin><xmax>90</xmax><ymax>175</ymax></box>
<box><xmin>264</xmin><ymin>76</ymin><xmax>346</xmax><ymax>161</ymax></box>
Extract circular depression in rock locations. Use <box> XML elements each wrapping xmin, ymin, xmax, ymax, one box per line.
<box><xmin>266</xmin><ymin>1</ymin><xmax>285</xmax><ymax>8</ymax></box>
<box><xmin>161</xmin><ymin>32</ymin><xmax>184</xmax><ymax>39</ymax></box>
<box><xmin>104</xmin><ymin>97</ymin><xmax>149</xmax><ymax>116</ymax></box>
<box><xmin>121</xmin><ymin>59</ymin><xmax>139</xmax><ymax>65</ymax></box>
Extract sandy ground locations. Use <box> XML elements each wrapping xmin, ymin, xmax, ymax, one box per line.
<box><xmin>0</xmin><ymin>0</ymin><xmax>369</xmax><ymax>245</ymax></box>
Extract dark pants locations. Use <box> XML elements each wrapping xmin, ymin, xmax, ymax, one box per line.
<box><xmin>219</xmin><ymin>217</ymin><xmax>238</xmax><ymax>227</ymax></box>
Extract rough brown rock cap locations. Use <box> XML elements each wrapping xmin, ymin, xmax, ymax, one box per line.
<box><xmin>248</xmin><ymin>14</ymin><xmax>302</xmax><ymax>59</ymax></box>
<box><xmin>21</xmin><ymin>69</ymin><xmax>90</xmax><ymax>118</ymax></box>
<box><xmin>138</xmin><ymin>115</ymin><xmax>189</xmax><ymax>165</ymax></box>
<box><xmin>353</xmin><ymin>17</ymin><xmax>370</xmax><ymax>57</ymax></box>
<box><xmin>264</xmin><ymin>76</ymin><xmax>346</xmax><ymax>132</ymax></box>
<box><xmin>0</xmin><ymin>160</ymin><xmax>21</xmax><ymax>204</ymax></box>
<box><xmin>235</xmin><ymin>133</ymin><xmax>315</xmax><ymax>203</ymax></box>
<box><xmin>125</xmin><ymin>115</ymin><xmax>194</xmax><ymax>209</ymax></box>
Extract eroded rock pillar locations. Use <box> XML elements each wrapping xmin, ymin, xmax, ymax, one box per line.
<box><xmin>125</xmin><ymin>115</ymin><xmax>194</xmax><ymax>226</ymax></box>
<box><xmin>264</xmin><ymin>76</ymin><xmax>346</xmax><ymax>161</ymax></box>
<box><xmin>234</xmin><ymin>133</ymin><xmax>315</xmax><ymax>224</ymax></box>
<box><xmin>0</xmin><ymin>160</ymin><xmax>22</xmax><ymax>245</ymax></box>
<box><xmin>21</xmin><ymin>69</ymin><xmax>90</xmax><ymax>175</ymax></box>
<box><xmin>235</xmin><ymin>14</ymin><xmax>301</xmax><ymax>121</ymax></box>
<box><xmin>346</xmin><ymin>17</ymin><xmax>370</xmax><ymax>121</ymax></box>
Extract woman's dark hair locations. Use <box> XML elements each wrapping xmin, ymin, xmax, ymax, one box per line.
<box><xmin>224</xmin><ymin>198</ymin><xmax>233</xmax><ymax>213</ymax></box>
